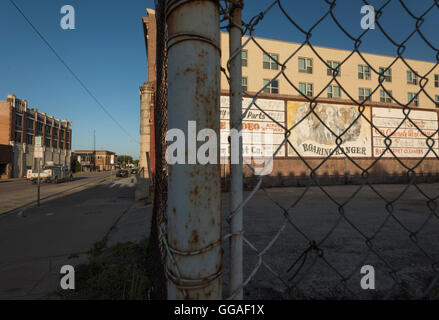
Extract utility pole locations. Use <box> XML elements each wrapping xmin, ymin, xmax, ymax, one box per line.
<box><xmin>93</xmin><ymin>129</ymin><xmax>96</xmax><ymax>172</ymax></box>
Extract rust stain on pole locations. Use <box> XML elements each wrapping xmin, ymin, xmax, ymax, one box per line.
<box><xmin>166</xmin><ymin>0</ymin><xmax>222</xmax><ymax>300</ymax></box>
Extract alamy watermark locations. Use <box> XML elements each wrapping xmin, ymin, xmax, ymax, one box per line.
<box><xmin>165</xmin><ymin>121</ymin><xmax>275</xmax><ymax>175</ymax></box>
<box><xmin>361</xmin><ymin>5</ymin><xmax>375</xmax><ymax>30</ymax></box>
<box><xmin>60</xmin><ymin>265</ymin><xmax>75</xmax><ymax>290</ymax></box>
<box><xmin>60</xmin><ymin>5</ymin><xmax>75</xmax><ymax>30</ymax></box>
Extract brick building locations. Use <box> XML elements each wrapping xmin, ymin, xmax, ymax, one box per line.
<box><xmin>0</xmin><ymin>94</ymin><xmax>72</xmax><ymax>179</ymax></box>
<box><xmin>73</xmin><ymin>150</ymin><xmax>116</xmax><ymax>172</ymax></box>
<box><xmin>141</xmin><ymin>9</ymin><xmax>439</xmax><ymax>185</ymax></box>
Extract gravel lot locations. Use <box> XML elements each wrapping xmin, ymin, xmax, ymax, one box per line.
<box><xmin>221</xmin><ymin>183</ymin><xmax>439</xmax><ymax>299</ymax></box>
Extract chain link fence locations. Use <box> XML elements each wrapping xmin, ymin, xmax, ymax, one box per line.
<box><xmin>146</xmin><ymin>0</ymin><xmax>168</xmax><ymax>300</ymax></box>
<box><xmin>153</xmin><ymin>0</ymin><xmax>439</xmax><ymax>299</ymax></box>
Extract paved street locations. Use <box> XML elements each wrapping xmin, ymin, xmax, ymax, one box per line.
<box><xmin>0</xmin><ymin>172</ymin><xmax>151</xmax><ymax>299</ymax></box>
<box><xmin>0</xmin><ymin>172</ymin><xmax>112</xmax><ymax>215</ymax></box>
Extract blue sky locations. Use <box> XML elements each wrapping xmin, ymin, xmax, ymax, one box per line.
<box><xmin>1</xmin><ymin>0</ymin><xmax>437</xmax><ymax>158</ymax></box>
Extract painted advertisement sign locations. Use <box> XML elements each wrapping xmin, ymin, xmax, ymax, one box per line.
<box><xmin>286</xmin><ymin>101</ymin><xmax>372</xmax><ymax>157</ymax></box>
<box><xmin>372</xmin><ymin>108</ymin><xmax>439</xmax><ymax>157</ymax></box>
<box><xmin>220</xmin><ymin>96</ymin><xmax>286</xmax><ymax>158</ymax></box>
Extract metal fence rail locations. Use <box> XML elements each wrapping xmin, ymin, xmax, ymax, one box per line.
<box><xmin>154</xmin><ymin>0</ymin><xmax>439</xmax><ymax>299</ymax></box>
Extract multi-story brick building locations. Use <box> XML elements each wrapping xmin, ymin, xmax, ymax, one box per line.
<box><xmin>0</xmin><ymin>94</ymin><xmax>72</xmax><ymax>179</ymax></box>
<box><xmin>73</xmin><ymin>150</ymin><xmax>116</xmax><ymax>172</ymax></box>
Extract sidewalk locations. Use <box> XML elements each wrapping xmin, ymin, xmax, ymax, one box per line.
<box><xmin>106</xmin><ymin>202</ymin><xmax>152</xmax><ymax>246</ymax></box>
<box><xmin>0</xmin><ymin>177</ymin><xmax>152</xmax><ymax>300</ymax></box>
<box><xmin>0</xmin><ymin>177</ymin><xmax>25</xmax><ymax>183</ymax></box>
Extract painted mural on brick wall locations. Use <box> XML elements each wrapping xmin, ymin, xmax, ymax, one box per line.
<box><xmin>372</xmin><ymin>107</ymin><xmax>439</xmax><ymax>158</ymax></box>
<box><xmin>287</xmin><ymin>101</ymin><xmax>372</xmax><ymax>157</ymax></box>
<box><xmin>220</xmin><ymin>96</ymin><xmax>286</xmax><ymax>158</ymax></box>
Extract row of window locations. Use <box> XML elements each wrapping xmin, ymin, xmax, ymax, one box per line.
<box><xmin>243</xmin><ymin>77</ymin><xmax>439</xmax><ymax>107</ymax></box>
<box><xmin>14</xmin><ymin>116</ymin><xmax>69</xmax><ymax>133</ymax></box>
<box><xmin>15</xmin><ymin>117</ymin><xmax>68</xmax><ymax>137</ymax></box>
<box><xmin>242</xmin><ymin>51</ymin><xmax>439</xmax><ymax>87</ymax></box>
<box><xmin>14</xmin><ymin>132</ymin><xmax>70</xmax><ymax>148</ymax></box>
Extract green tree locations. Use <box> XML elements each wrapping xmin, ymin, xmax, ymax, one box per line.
<box><xmin>117</xmin><ymin>155</ymin><xmax>133</xmax><ymax>167</ymax></box>
<box><xmin>71</xmin><ymin>159</ymin><xmax>81</xmax><ymax>173</ymax></box>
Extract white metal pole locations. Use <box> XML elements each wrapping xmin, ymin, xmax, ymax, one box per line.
<box><xmin>166</xmin><ymin>0</ymin><xmax>222</xmax><ymax>299</ymax></box>
<box><xmin>229</xmin><ymin>0</ymin><xmax>243</xmax><ymax>300</ymax></box>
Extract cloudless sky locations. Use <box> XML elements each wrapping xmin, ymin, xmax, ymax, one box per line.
<box><xmin>1</xmin><ymin>0</ymin><xmax>437</xmax><ymax>158</ymax></box>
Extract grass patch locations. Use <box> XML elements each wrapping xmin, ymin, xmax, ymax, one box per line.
<box><xmin>60</xmin><ymin>238</ymin><xmax>150</xmax><ymax>300</ymax></box>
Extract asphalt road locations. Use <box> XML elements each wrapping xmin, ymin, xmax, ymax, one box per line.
<box><xmin>0</xmin><ymin>172</ymin><xmax>111</xmax><ymax>215</ymax></box>
<box><xmin>0</xmin><ymin>173</ymin><xmax>139</xmax><ymax>299</ymax></box>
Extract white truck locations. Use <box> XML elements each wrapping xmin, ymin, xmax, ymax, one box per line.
<box><xmin>27</xmin><ymin>165</ymin><xmax>73</xmax><ymax>184</ymax></box>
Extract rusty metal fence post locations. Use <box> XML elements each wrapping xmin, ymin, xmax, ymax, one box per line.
<box><xmin>165</xmin><ymin>0</ymin><xmax>222</xmax><ymax>299</ymax></box>
<box><xmin>228</xmin><ymin>0</ymin><xmax>244</xmax><ymax>300</ymax></box>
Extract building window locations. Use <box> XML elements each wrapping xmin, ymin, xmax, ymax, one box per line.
<box><xmin>298</xmin><ymin>57</ymin><xmax>313</xmax><ymax>74</ymax></box>
<box><xmin>408</xmin><ymin>92</ymin><xmax>419</xmax><ymax>106</ymax></box>
<box><xmin>242</xmin><ymin>50</ymin><xmax>248</xmax><ymax>67</ymax></box>
<box><xmin>60</xmin><ymin>142</ymin><xmax>64</xmax><ymax>149</ymax></box>
<box><xmin>263</xmin><ymin>79</ymin><xmax>279</xmax><ymax>94</ymax></box>
<box><xmin>435</xmin><ymin>95</ymin><xmax>439</xmax><ymax>108</ymax></box>
<box><xmin>37</xmin><ymin>122</ymin><xmax>43</xmax><ymax>132</ymax></box>
<box><xmin>326</xmin><ymin>61</ymin><xmax>341</xmax><ymax>77</ymax></box>
<box><xmin>52</xmin><ymin>140</ymin><xmax>58</xmax><ymax>148</ymax></box>
<box><xmin>45</xmin><ymin>138</ymin><xmax>51</xmax><ymax>147</ymax></box>
<box><xmin>15</xmin><ymin>115</ymin><xmax>22</xmax><ymax>128</ymax></box>
<box><xmin>299</xmin><ymin>82</ymin><xmax>313</xmax><ymax>97</ymax></box>
<box><xmin>407</xmin><ymin>71</ymin><xmax>418</xmax><ymax>85</ymax></box>
<box><xmin>242</xmin><ymin>77</ymin><xmax>248</xmax><ymax>92</ymax></box>
<box><xmin>327</xmin><ymin>85</ymin><xmax>341</xmax><ymax>98</ymax></box>
<box><xmin>26</xmin><ymin>134</ymin><xmax>33</xmax><ymax>145</ymax></box>
<box><xmin>358</xmin><ymin>65</ymin><xmax>371</xmax><ymax>80</ymax></box>
<box><xmin>26</xmin><ymin>118</ymin><xmax>34</xmax><ymax>130</ymax></box>
<box><xmin>60</xmin><ymin>130</ymin><xmax>64</xmax><ymax>139</ymax></box>
<box><xmin>435</xmin><ymin>74</ymin><xmax>439</xmax><ymax>88</ymax></box>
<box><xmin>359</xmin><ymin>88</ymin><xmax>372</xmax><ymax>101</ymax></box>
<box><xmin>380</xmin><ymin>89</ymin><xmax>392</xmax><ymax>103</ymax></box>
<box><xmin>379</xmin><ymin>67</ymin><xmax>392</xmax><ymax>82</ymax></box>
<box><xmin>14</xmin><ymin>132</ymin><xmax>21</xmax><ymax>143</ymax></box>
<box><xmin>263</xmin><ymin>52</ymin><xmax>279</xmax><ymax>70</ymax></box>
<box><xmin>45</xmin><ymin>125</ymin><xmax>51</xmax><ymax>135</ymax></box>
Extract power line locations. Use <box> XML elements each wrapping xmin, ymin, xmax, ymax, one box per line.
<box><xmin>8</xmin><ymin>0</ymin><xmax>140</xmax><ymax>145</ymax></box>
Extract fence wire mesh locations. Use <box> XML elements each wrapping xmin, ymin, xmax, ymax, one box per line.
<box><xmin>147</xmin><ymin>0</ymin><xmax>168</xmax><ymax>300</ymax></box>
<box><xmin>219</xmin><ymin>0</ymin><xmax>439</xmax><ymax>299</ymax></box>
<box><xmin>155</xmin><ymin>0</ymin><xmax>439</xmax><ymax>300</ymax></box>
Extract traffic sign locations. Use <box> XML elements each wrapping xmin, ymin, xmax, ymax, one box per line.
<box><xmin>34</xmin><ymin>146</ymin><xmax>43</xmax><ymax>158</ymax></box>
<box><xmin>35</xmin><ymin>136</ymin><xmax>42</xmax><ymax>147</ymax></box>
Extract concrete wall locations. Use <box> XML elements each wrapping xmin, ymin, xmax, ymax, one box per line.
<box><xmin>221</xmin><ymin>157</ymin><xmax>439</xmax><ymax>188</ymax></box>
<box><xmin>139</xmin><ymin>83</ymin><xmax>153</xmax><ymax>178</ymax></box>
<box><xmin>0</xmin><ymin>101</ymin><xmax>11</xmax><ymax>145</ymax></box>
<box><xmin>11</xmin><ymin>143</ymin><xmax>71</xmax><ymax>178</ymax></box>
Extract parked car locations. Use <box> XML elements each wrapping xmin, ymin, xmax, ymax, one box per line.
<box><xmin>116</xmin><ymin>169</ymin><xmax>129</xmax><ymax>177</ymax></box>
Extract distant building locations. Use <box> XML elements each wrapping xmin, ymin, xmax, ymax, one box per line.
<box><xmin>0</xmin><ymin>94</ymin><xmax>72</xmax><ymax>179</ymax></box>
<box><xmin>73</xmin><ymin>150</ymin><xmax>116</xmax><ymax>172</ymax></box>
